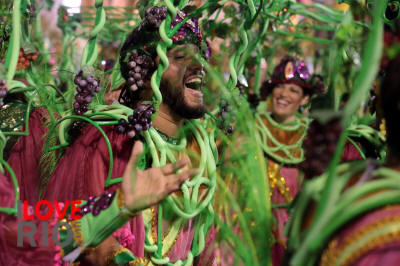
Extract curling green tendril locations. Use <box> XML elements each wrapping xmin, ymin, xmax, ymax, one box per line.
<box><xmin>255</xmin><ymin>112</ymin><xmax>310</xmax><ymax>164</ymax></box>
<box><xmin>81</xmin><ymin>0</ymin><xmax>106</xmax><ymax>67</ymax></box>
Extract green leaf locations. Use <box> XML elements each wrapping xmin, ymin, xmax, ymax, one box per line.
<box><xmin>44</xmin><ymin>0</ymin><xmax>54</xmax><ymax>10</ymax></box>
<box><xmin>223</xmin><ymin>5</ymin><xmax>238</xmax><ymax>17</ymax></box>
<box><xmin>207</xmin><ymin>3</ymin><xmax>221</xmax><ymax>15</ymax></box>
<box><xmin>214</xmin><ymin>23</ymin><xmax>230</xmax><ymax>38</ymax></box>
<box><xmin>183</xmin><ymin>5</ymin><xmax>197</xmax><ymax>14</ymax></box>
<box><xmin>81</xmin><ymin>65</ymin><xmax>96</xmax><ymax>78</ymax></box>
<box><xmin>309</xmin><ymin>110</ymin><xmax>342</xmax><ymax>125</ymax></box>
<box><xmin>21</xmin><ymin>42</ymin><xmax>35</xmax><ymax>54</ymax></box>
<box><xmin>0</xmin><ymin>64</ymin><xmax>6</xmax><ymax>80</ymax></box>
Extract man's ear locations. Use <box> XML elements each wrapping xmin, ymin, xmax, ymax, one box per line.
<box><xmin>300</xmin><ymin>95</ymin><xmax>310</xmax><ymax>106</ymax></box>
<box><xmin>154</xmin><ymin>56</ymin><xmax>160</xmax><ymax>66</ymax></box>
<box><xmin>140</xmin><ymin>84</ymin><xmax>154</xmax><ymax>100</ymax></box>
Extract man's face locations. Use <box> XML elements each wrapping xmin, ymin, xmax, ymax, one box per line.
<box><xmin>160</xmin><ymin>44</ymin><xmax>206</xmax><ymax>119</ymax></box>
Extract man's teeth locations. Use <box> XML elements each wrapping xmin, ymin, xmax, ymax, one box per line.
<box><xmin>185</xmin><ymin>77</ymin><xmax>203</xmax><ymax>90</ymax></box>
<box><xmin>186</xmin><ymin>77</ymin><xmax>202</xmax><ymax>84</ymax></box>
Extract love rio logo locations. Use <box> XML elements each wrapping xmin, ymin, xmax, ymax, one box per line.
<box><xmin>17</xmin><ymin>200</ymin><xmax>83</xmax><ymax>247</ymax></box>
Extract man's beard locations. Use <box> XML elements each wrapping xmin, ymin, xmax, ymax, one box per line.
<box><xmin>160</xmin><ymin>79</ymin><xmax>205</xmax><ymax>119</ymax></box>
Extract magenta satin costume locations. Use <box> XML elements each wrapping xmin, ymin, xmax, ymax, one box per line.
<box><xmin>41</xmin><ymin>124</ymin><xmax>214</xmax><ymax>264</ymax></box>
<box><xmin>5</xmin><ymin>108</ymin><xmax>213</xmax><ymax>264</ymax></box>
<box><xmin>0</xmin><ymin>171</ymin><xmax>63</xmax><ymax>265</ymax></box>
<box><xmin>320</xmin><ymin>204</ymin><xmax>400</xmax><ymax>265</ymax></box>
<box><xmin>8</xmin><ymin>108</ymin><xmax>50</xmax><ymax>205</ymax></box>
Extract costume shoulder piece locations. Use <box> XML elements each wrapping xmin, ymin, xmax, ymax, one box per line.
<box><xmin>320</xmin><ymin>203</ymin><xmax>400</xmax><ymax>266</ymax></box>
<box><xmin>285</xmin><ymin>160</ymin><xmax>400</xmax><ymax>266</ymax></box>
<box><xmin>255</xmin><ymin>112</ymin><xmax>310</xmax><ymax>164</ymax></box>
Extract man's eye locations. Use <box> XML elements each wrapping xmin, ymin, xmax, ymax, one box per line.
<box><xmin>175</xmin><ymin>54</ymin><xmax>186</xmax><ymax>60</ymax></box>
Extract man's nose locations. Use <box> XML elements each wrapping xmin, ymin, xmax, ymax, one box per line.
<box><xmin>188</xmin><ymin>58</ymin><xmax>202</xmax><ymax>68</ymax></box>
<box><xmin>188</xmin><ymin>60</ymin><xmax>204</xmax><ymax>74</ymax></box>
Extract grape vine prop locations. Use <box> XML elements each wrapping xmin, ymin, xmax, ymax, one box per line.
<box><xmin>0</xmin><ymin>0</ymin><xmax>397</xmax><ymax>265</ymax></box>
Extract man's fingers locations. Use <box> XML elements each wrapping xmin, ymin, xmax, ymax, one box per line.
<box><xmin>167</xmin><ymin>169</ymin><xmax>199</xmax><ymax>191</ymax></box>
<box><xmin>161</xmin><ymin>158</ymin><xmax>190</xmax><ymax>175</ymax></box>
<box><xmin>125</xmin><ymin>141</ymin><xmax>144</xmax><ymax>175</ymax></box>
<box><xmin>130</xmin><ymin>141</ymin><xmax>144</xmax><ymax>163</ymax></box>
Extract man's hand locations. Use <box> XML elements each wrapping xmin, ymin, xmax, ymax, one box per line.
<box><xmin>122</xmin><ymin>141</ymin><xmax>197</xmax><ymax>212</ymax></box>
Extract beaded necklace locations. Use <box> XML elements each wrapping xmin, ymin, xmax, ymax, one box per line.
<box><xmin>153</xmin><ymin>127</ymin><xmax>180</xmax><ymax>145</ymax></box>
<box><xmin>267</xmin><ymin>160</ymin><xmax>293</xmax><ymax>202</ymax></box>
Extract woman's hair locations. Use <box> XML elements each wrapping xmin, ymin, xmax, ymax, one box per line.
<box><xmin>260</xmin><ymin>81</ymin><xmax>311</xmax><ymax>100</ymax></box>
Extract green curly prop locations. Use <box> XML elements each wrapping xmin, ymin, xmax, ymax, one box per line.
<box><xmin>255</xmin><ymin>112</ymin><xmax>310</xmax><ymax>164</ymax></box>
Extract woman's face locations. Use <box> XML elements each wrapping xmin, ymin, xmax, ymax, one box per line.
<box><xmin>271</xmin><ymin>83</ymin><xmax>309</xmax><ymax>123</ymax></box>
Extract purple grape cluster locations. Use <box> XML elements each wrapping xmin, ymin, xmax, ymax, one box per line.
<box><xmin>217</xmin><ymin>100</ymin><xmax>235</xmax><ymax>135</ymax></box>
<box><xmin>0</xmin><ymin>80</ymin><xmax>8</xmax><ymax>109</ymax></box>
<box><xmin>247</xmin><ymin>93</ymin><xmax>260</xmax><ymax>109</ymax></box>
<box><xmin>73</xmin><ymin>71</ymin><xmax>102</xmax><ymax>115</ymax></box>
<box><xmin>143</xmin><ymin>6</ymin><xmax>167</xmax><ymax>30</ymax></box>
<box><xmin>300</xmin><ymin>117</ymin><xmax>342</xmax><ymax>179</ymax></box>
<box><xmin>115</xmin><ymin>104</ymin><xmax>155</xmax><ymax>138</ymax></box>
<box><xmin>68</xmin><ymin>121</ymin><xmax>84</xmax><ymax>143</ymax></box>
<box><xmin>126</xmin><ymin>49</ymin><xmax>154</xmax><ymax>92</ymax></box>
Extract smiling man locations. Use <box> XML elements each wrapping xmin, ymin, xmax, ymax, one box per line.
<box><xmin>42</xmin><ymin>6</ymin><xmax>216</xmax><ymax>265</ymax></box>
<box><xmin>160</xmin><ymin>43</ymin><xmax>206</xmax><ymax>119</ymax></box>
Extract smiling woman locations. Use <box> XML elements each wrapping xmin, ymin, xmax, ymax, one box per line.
<box><xmin>271</xmin><ymin>83</ymin><xmax>309</xmax><ymax>123</ymax></box>
<box><xmin>256</xmin><ymin>56</ymin><xmax>323</xmax><ymax>266</ymax></box>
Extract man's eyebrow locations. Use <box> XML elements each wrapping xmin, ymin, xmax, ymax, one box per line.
<box><xmin>167</xmin><ymin>47</ymin><xmax>185</xmax><ymax>54</ymax></box>
<box><xmin>168</xmin><ymin>45</ymin><xmax>198</xmax><ymax>55</ymax></box>
<box><xmin>175</xmin><ymin>47</ymin><xmax>189</xmax><ymax>53</ymax></box>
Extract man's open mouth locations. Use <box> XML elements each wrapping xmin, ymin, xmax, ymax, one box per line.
<box><xmin>184</xmin><ymin>76</ymin><xmax>203</xmax><ymax>91</ymax></box>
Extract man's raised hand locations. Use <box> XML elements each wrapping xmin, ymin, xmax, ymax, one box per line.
<box><xmin>122</xmin><ymin>141</ymin><xmax>198</xmax><ymax>212</ymax></box>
